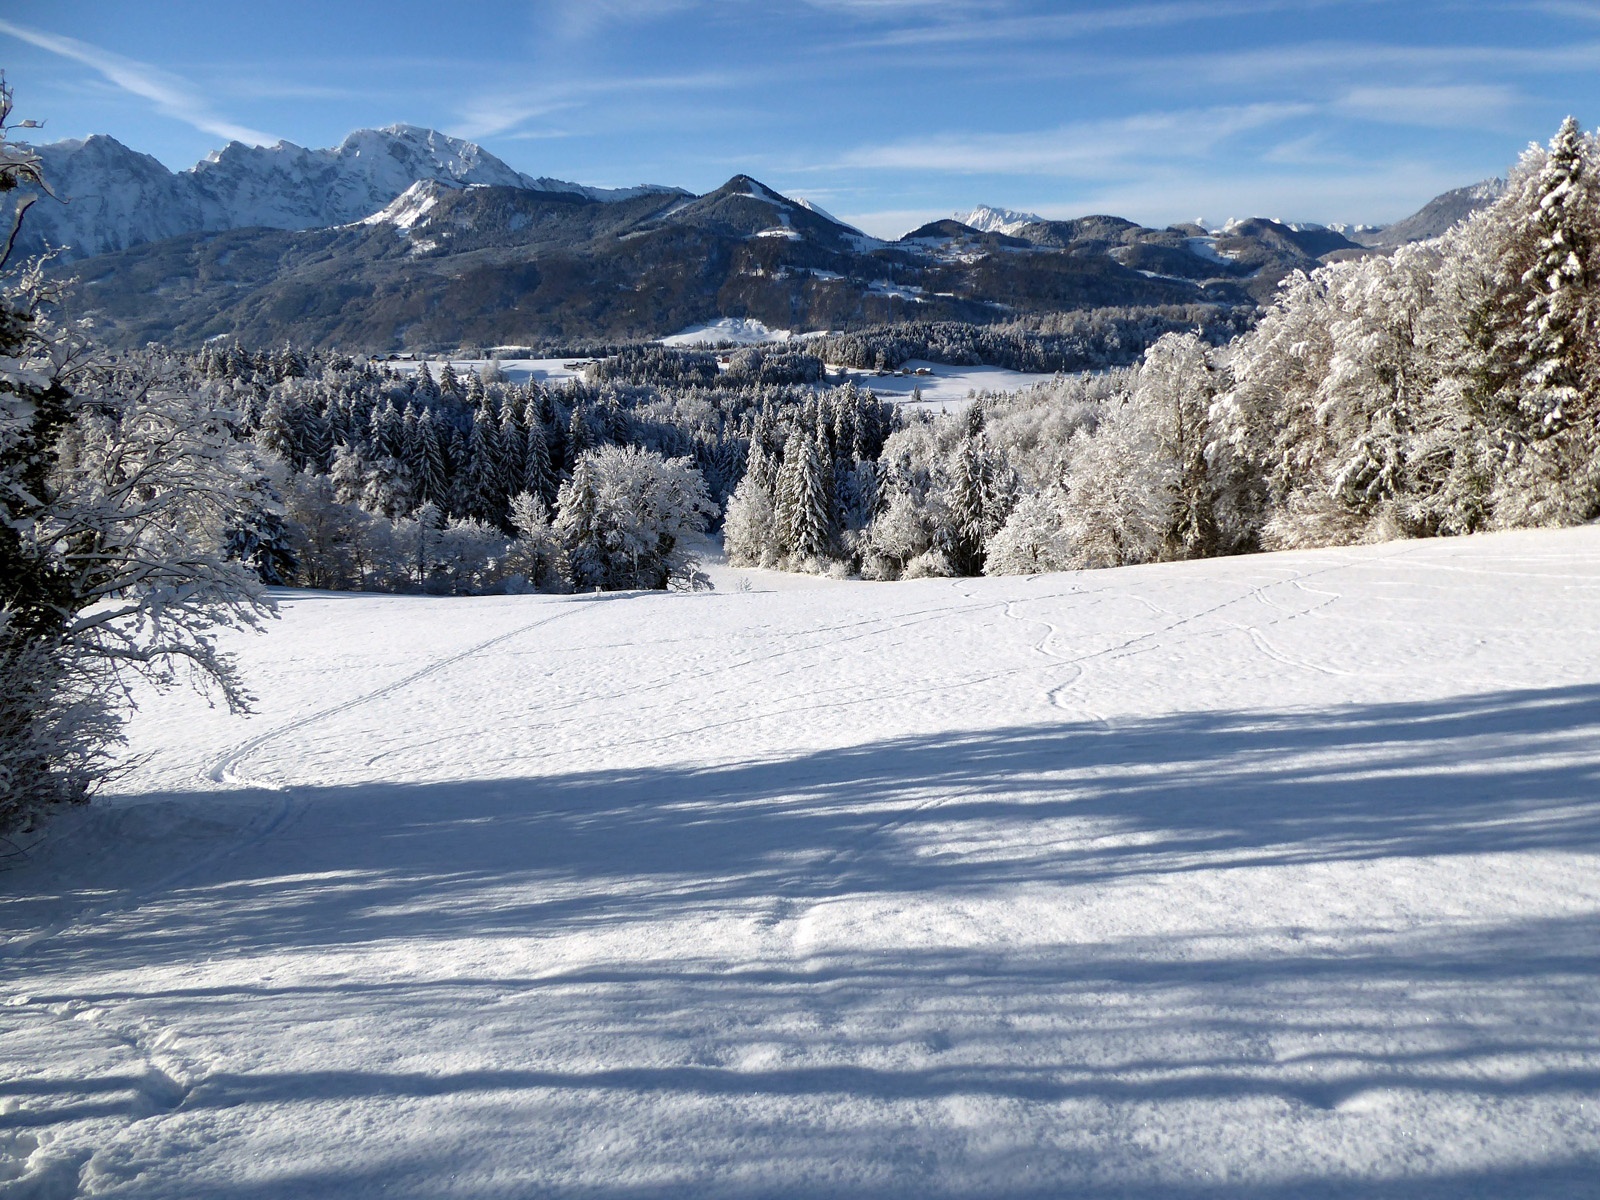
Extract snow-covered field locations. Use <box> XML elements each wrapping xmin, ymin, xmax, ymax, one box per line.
<box><xmin>387</xmin><ymin>357</ymin><xmax>591</xmax><ymax>386</ymax></box>
<box><xmin>3</xmin><ymin>527</ymin><xmax>1599</xmax><ymax>1197</ymax></box>
<box><xmin>395</xmin><ymin>350</ymin><xmax>1056</xmax><ymax>412</ymax></box>
<box><xmin>836</xmin><ymin>359</ymin><xmax>1060</xmax><ymax>411</ymax></box>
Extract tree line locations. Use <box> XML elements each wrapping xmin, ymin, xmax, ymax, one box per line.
<box><xmin>730</xmin><ymin>119</ymin><xmax>1600</xmax><ymax>579</ymax></box>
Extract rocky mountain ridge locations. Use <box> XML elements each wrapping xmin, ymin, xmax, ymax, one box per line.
<box><xmin>17</xmin><ymin>124</ymin><xmax>682</xmax><ymax>260</ymax></box>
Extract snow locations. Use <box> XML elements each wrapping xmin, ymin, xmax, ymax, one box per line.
<box><xmin>1185</xmin><ymin>236</ymin><xmax>1232</xmax><ymax>264</ymax></box>
<box><xmin>385</xmin><ymin>357</ymin><xmax>592</xmax><ymax>385</ymax></box>
<box><xmin>3</xmin><ymin>525</ymin><xmax>1600</xmax><ymax>1197</ymax></box>
<box><xmin>838</xmin><ymin>359</ymin><xmax>1061</xmax><ymax>411</ymax></box>
<box><xmin>793</xmin><ymin>198</ymin><xmax>863</xmax><ymax>235</ymax></box>
<box><xmin>742</xmin><ymin>178</ymin><xmax>789</xmax><ymax>209</ymax></box>
<box><xmin>866</xmin><ymin>279</ymin><xmax>927</xmax><ymax>302</ymax></box>
<box><xmin>661</xmin><ymin>318</ymin><xmax>795</xmax><ymax>347</ymax></box>
<box><xmin>25</xmin><ymin>125</ymin><xmax>684</xmax><ymax>261</ymax></box>
<box><xmin>957</xmin><ymin>205</ymin><xmax>1045</xmax><ymax>236</ymax></box>
<box><xmin>358</xmin><ymin>180</ymin><xmax>445</xmax><ymax>230</ymax></box>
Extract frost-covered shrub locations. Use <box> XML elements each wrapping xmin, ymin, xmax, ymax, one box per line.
<box><xmin>903</xmin><ymin>547</ymin><xmax>957</xmax><ymax>578</ymax></box>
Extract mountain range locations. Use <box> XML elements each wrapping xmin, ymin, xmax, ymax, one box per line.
<box><xmin>16</xmin><ymin>126</ymin><xmax>1502</xmax><ymax>352</ymax></box>
<box><xmin>17</xmin><ymin>124</ymin><xmax>682</xmax><ymax>262</ymax></box>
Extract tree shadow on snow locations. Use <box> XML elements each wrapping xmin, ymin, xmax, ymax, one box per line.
<box><xmin>5</xmin><ymin>684</ymin><xmax>1600</xmax><ymax>1197</ymax></box>
<box><xmin>17</xmin><ymin>682</ymin><xmax>1599</xmax><ymax>966</ymax></box>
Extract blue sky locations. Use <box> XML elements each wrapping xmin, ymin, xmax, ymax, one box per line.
<box><xmin>3</xmin><ymin>1</ymin><xmax>1599</xmax><ymax>237</ymax></box>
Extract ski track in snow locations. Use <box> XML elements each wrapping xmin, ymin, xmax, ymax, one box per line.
<box><xmin>3</xmin><ymin>528</ymin><xmax>1600</xmax><ymax>1197</ymax></box>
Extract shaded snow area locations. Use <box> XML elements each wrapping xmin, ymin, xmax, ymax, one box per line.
<box><xmin>4</xmin><ymin>527</ymin><xmax>1600</xmax><ymax>1198</ymax></box>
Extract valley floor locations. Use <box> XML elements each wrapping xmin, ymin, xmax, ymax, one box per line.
<box><xmin>2</xmin><ymin>528</ymin><xmax>1599</xmax><ymax>1197</ymax></box>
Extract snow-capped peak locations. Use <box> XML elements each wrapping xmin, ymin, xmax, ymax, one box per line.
<box><xmin>19</xmin><ymin>124</ymin><xmax>690</xmax><ymax>261</ymax></box>
<box><xmin>957</xmin><ymin>205</ymin><xmax>1044</xmax><ymax>235</ymax></box>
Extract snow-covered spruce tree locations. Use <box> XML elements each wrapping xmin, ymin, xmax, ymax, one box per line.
<box><xmin>1487</xmin><ymin>118</ymin><xmax>1600</xmax><ymax>524</ymax></box>
<box><xmin>553</xmin><ymin>451</ymin><xmax>605</xmax><ymax>590</ymax></box>
<box><xmin>773</xmin><ymin>429</ymin><xmax>835</xmax><ymax>566</ymax></box>
<box><xmin>409</xmin><ymin>407</ymin><xmax>449</xmax><ymax>506</ymax></box>
<box><xmin>1517</xmin><ymin>117</ymin><xmax>1599</xmax><ymax>434</ymax></box>
<box><xmin>460</xmin><ymin>403</ymin><xmax>504</xmax><ymax>524</ymax></box>
<box><xmin>942</xmin><ymin>429</ymin><xmax>1017</xmax><ymax>575</ymax></box>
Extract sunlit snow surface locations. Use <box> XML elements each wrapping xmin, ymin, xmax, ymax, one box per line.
<box><xmin>3</xmin><ymin>528</ymin><xmax>1600</xmax><ymax>1197</ymax></box>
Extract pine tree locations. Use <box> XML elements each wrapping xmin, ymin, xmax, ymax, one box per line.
<box><xmin>567</xmin><ymin>404</ymin><xmax>595</xmax><ymax>468</ymax></box>
<box><xmin>400</xmin><ymin>401</ymin><xmax>420</xmax><ymax>465</ymax></box>
<box><xmin>370</xmin><ymin>400</ymin><xmax>405</xmax><ymax>462</ymax></box>
<box><xmin>410</xmin><ymin>408</ymin><xmax>448</xmax><ymax>504</ymax></box>
<box><xmin>497</xmin><ymin>402</ymin><xmax>526</xmax><ymax>500</ymax></box>
<box><xmin>521</xmin><ymin>416</ymin><xmax>556</xmax><ymax>508</ymax></box>
<box><xmin>945</xmin><ymin>434</ymin><xmax>991</xmax><ymax>575</ymax></box>
<box><xmin>554</xmin><ymin>453</ymin><xmax>604</xmax><ymax>590</ymax></box>
<box><xmin>413</xmin><ymin>361</ymin><xmax>439</xmax><ymax>404</ymax></box>
<box><xmin>439</xmin><ymin>361</ymin><xmax>463</xmax><ymax>401</ymax></box>
<box><xmin>462</xmin><ymin>404</ymin><xmax>503</xmax><ymax>523</ymax></box>
<box><xmin>1518</xmin><ymin>116</ymin><xmax>1600</xmax><ymax>433</ymax></box>
<box><xmin>775</xmin><ymin>431</ymin><xmax>833</xmax><ymax>561</ymax></box>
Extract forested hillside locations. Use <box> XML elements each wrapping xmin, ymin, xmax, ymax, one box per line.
<box><xmin>158</xmin><ymin>119</ymin><xmax>1600</xmax><ymax>597</ymax></box>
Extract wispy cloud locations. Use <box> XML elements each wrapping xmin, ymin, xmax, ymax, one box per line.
<box><xmin>832</xmin><ymin>0</ymin><xmax>1386</xmax><ymax>48</ymax></box>
<box><xmin>836</xmin><ymin>103</ymin><xmax>1312</xmax><ymax>177</ymax></box>
<box><xmin>1335</xmin><ymin>84</ymin><xmax>1523</xmax><ymax>130</ymax></box>
<box><xmin>1137</xmin><ymin>37</ymin><xmax>1600</xmax><ymax>88</ymax></box>
<box><xmin>0</xmin><ymin>18</ymin><xmax>278</xmax><ymax>144</ymax></box>
<box><xmin>1532</xmin><ymin>0</ymin><xmax>1600</xmax><ymax>19</ymax></box>
<box><xmin>1063</xmin><ymin>159</ymin><xmax>1475</xmax><ymax>228</ymax></box>
<box><xmin>452</xmin><ymin>68</ymin><xmax>763</xmax><ymax>139</ymax></box>
<box><xmin>799</xmin><ymin>0</ymin><xmax>1005</xmax><ymax>16</ymax></box>
<box><xmin>538</xmin><ymin>0</ymin><xmax>704</xmax><ymax>39</ymax></box>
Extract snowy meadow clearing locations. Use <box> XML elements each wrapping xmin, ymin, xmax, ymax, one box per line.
<box><xmin>2</xmin><ymin>526</ymin><xmax>1599</xmax><ymax>1197</ymax></box>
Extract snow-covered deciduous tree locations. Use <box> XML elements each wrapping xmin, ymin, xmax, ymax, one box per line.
<box><xmin>555</xmin><ymin>445</ymin><xmax>715</xmax><ymax>591</ymax></box>
<box><xmin>504</xmin><ymin>491</ymin><xmax>565</xmax><ymax>593</ymax></box>
<box><xmin>1059</xmin><ymin>333</ymin><xmax>1223</xmax><ymax>567</ymax></box>
<box><xmin>3</xmin><ymin>354</ymin><xmax>276</xmax><ymax>826</ymax></box>
<box><xmin>723</xmin><ymin>463</ymin><xmax>779</xmax><ymax>569</ymax></box>
<box><xmin>1</xmin><ymin>81</ymin><xmax>275</xmax><ymax>828</ymax></box>
<box><xmin>432</xmin><ymin>517</ymin><xmax>509</xmax><ymax>595</ymax></box>
<box><xmin>983</xmin><ymin>487</ymin><xmax>1077</xmax><ymax>576</ymax></box>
